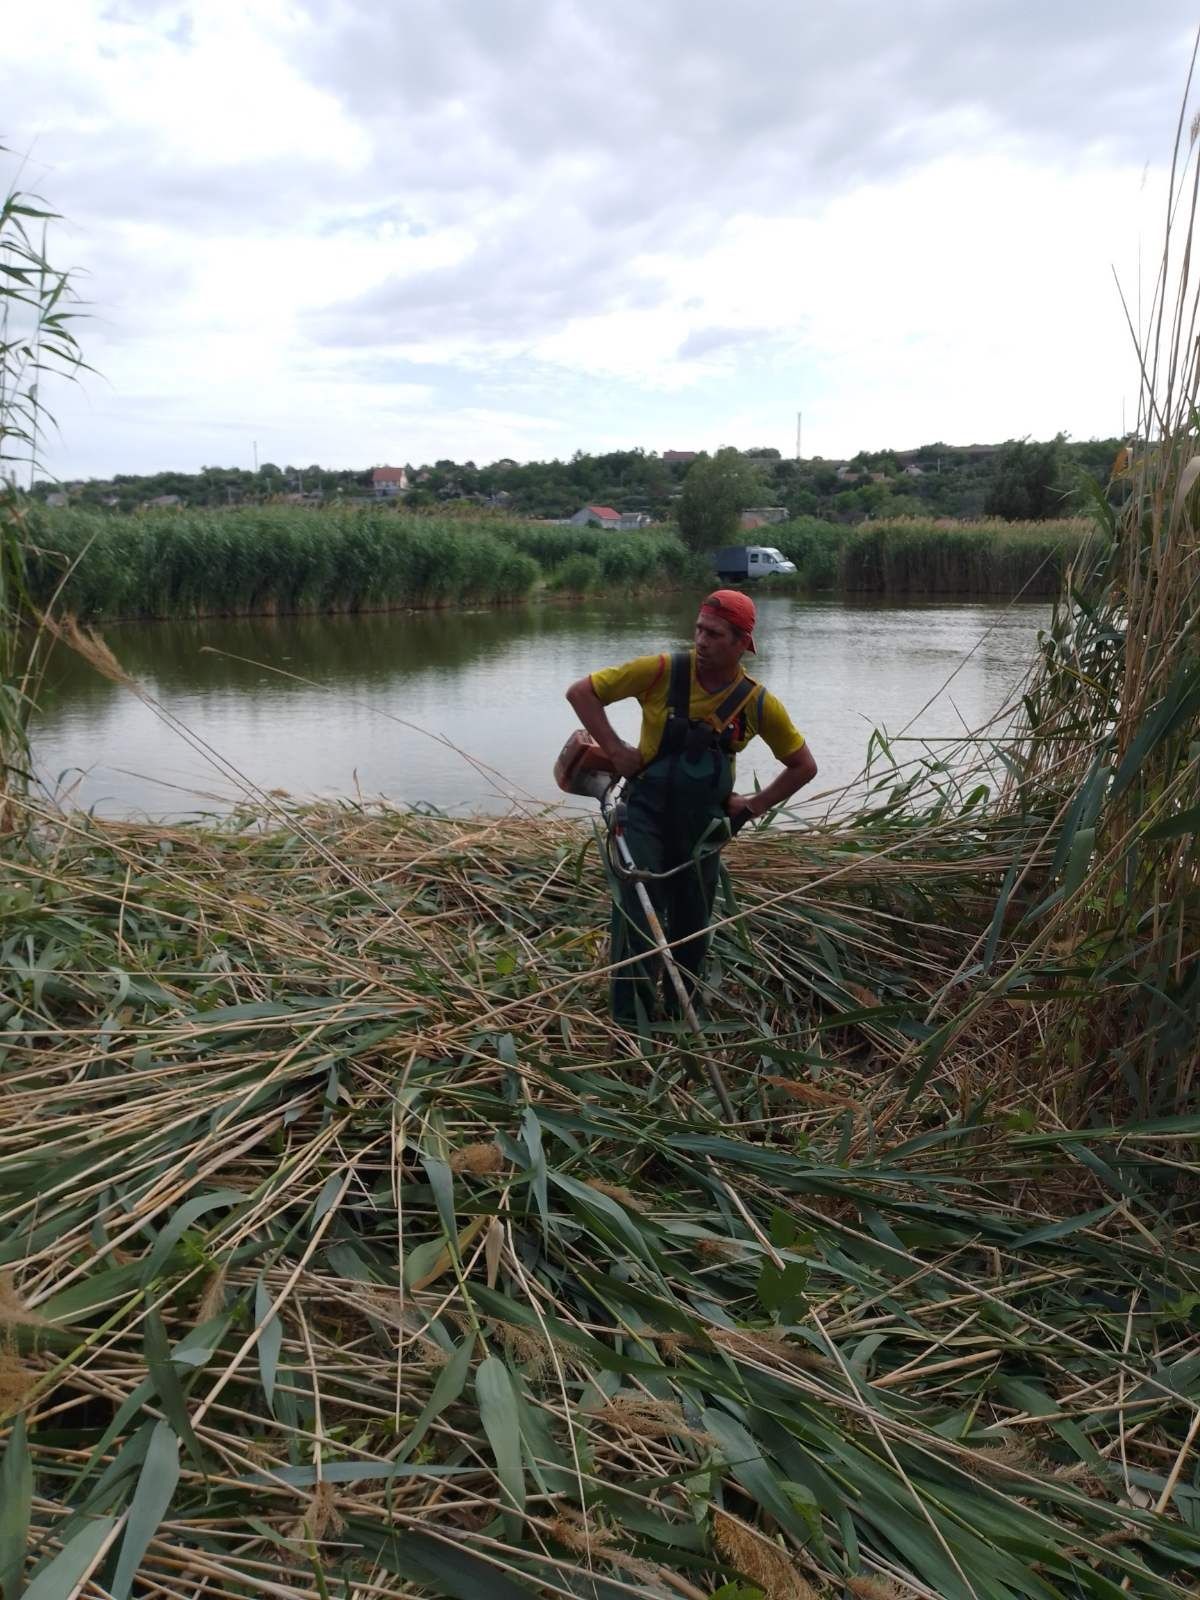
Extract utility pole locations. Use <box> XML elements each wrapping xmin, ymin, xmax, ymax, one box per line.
<box><xmin>795</xmin><ymin>411</ymin><xmax>802</xmax><ymax>461</ymax></box>
<box><xmin>253</xmin><ymin>439</ymin><xmax>258</xmax><ymax>472</ymax></box>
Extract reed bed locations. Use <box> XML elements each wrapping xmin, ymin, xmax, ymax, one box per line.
<box><xmin>774</xmin><ymin>518</ymin><xmax>1105</xmax><ymax>596</ymax></box>
<box><xmin>22</xmin><ymin>506</ymin><xmax>1096</xmax><ymax>625</ymax></box>
<box><xmin>490</xmin><ymin>521</ymin><xmax>702</xmax><ymax>591</ymax></box>
<box><xmin>22</xmin><ymin>509</ymin><xmax>699</xmax><ymax>621</ymax></box>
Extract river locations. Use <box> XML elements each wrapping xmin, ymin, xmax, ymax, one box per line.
<box><xmin>30</xmin><ymin>594</ymin><xmax>1049</xmax><ymax>819</ymax></box>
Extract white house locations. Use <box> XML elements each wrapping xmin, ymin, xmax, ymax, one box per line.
<box><xmin>569</xmin><ymin>504</ymin><xmax>623</xmax><ymax>530</ymax></box>
<box><xmin>371</xmin><ymin>466</ymin><xmax>409</xmax><ymax>497</ymax></box>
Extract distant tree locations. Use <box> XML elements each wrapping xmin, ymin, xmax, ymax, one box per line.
<box><xmin>676</xmin><ymin>448</ymin><xmax>764</xmax><ymax>551</ymax></box>
<box><xmin>984</xmin><ymin>435</ymin><xmax>1070</xmax><ymax>521</ymax></box>
<box><xmin>785</xmin><ymin>486</ymin><xmax>820</xmax><ymax>517</ymax></box>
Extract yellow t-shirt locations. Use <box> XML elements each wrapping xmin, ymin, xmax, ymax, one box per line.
<box><xmin>590</xmin><ymin>651</ymin><xmax>805</xmax><ymax>768</ymax></box>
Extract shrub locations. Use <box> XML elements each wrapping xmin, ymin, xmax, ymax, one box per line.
<box><xmin>548</xmin><ymin>553</ymin><xmax>601</xmax><ymax>593</ymax></box>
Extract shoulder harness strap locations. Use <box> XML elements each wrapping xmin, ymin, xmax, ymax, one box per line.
<box><xmin>667</xmin><ymin>649</ymin><xmax>691</xmax><ymax>719</ymax></box>
<box><xmin>709</xmin><ymin>672</ymin><xmax>759</xmax><ymax>734</ymax></box>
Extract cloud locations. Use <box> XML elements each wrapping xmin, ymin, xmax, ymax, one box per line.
<box><xmin>677</xmin><ymin>326</ymin><xmax>764</xmax><ymax>362</ymax></box>
<box><xmin>288</xmin><ymin>0</ymin><xmax>1191</xmax><ymax>206</ymax></box>
<box><xmin>4</xmin><ymin>0</ymin><xmax>1196</xmax><ymax>477</ymax></box>
<box><xmin>290</xmin><ymin>0</ymin><xmax>1196</xmax><ymax>368</ymax></box>
<box><xmin>306</xmin><ymin>228</ymin><xmax>664</xmax><ymax>348</ymax></box>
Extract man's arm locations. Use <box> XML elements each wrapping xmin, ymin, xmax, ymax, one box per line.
<box><xmin>565</xmin><ymin>677</ymin><xmax>643</xmax><ymax>778</ymax></box>
<box><xmin>728</xmin><ymin>742</ymin><xmax>817</xmax><ymax>823</ymax></box>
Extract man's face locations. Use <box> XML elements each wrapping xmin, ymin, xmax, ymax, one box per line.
<box><xmin>694</xmin><ymin>610</ymin><xmax>745</xmax><ymax>676</ymax></box>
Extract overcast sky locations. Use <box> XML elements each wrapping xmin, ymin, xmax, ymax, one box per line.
<box><xmin>6</xmin><ymin>0</ymin><xmax>1197</xmax><ymax>479</ymax></box>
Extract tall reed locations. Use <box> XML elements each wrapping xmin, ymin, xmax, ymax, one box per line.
<box><xmin>774</xmin><ymin>515</ymin><xmax>1105</xmax><ymax>595</ymax></box>
<box><xmin>0</xmin><ymin>154</ymin><xmax>86</xmax><ymax>821</ymax></box>
<box><xmin>25</xmin><ymin>507</ymin><xmax>541</xmax><ymax>617</ymax></box>
<box><xmin>24</xmin><ymin>508</ymin><xmax>704</xmax><ymax>618</ymax></box>
<box><xmin>989</xmin><ymin>167</ymin><xmax>1200</xmax><ymax>1117</ymax></box>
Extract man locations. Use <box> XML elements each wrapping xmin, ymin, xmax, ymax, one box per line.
<box><xmin>565</xmin><ymin>589</ymin><xmax>817</xmax><ymax>1028</ymax></box>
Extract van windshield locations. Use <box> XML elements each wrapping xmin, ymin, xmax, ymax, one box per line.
<box><xmin>763</xmin><ymin>549</ymin><xmax>784</xmax><ymax>560</ymax></box>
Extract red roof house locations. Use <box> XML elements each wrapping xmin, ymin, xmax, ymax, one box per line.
<box><xmin>371</xmin><ymin>466</ymin><xmax>409</xmax><ymax>496</ymax></box>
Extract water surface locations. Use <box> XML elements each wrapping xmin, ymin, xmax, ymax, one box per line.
<box><xmin>31</xmin><ymin>594</ymin><xmax>1049</xmax><ymax>818</ymax></box>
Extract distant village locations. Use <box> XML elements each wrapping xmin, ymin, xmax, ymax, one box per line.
<box><xmin>30</xmin><ymin>436</ymin><xmax>1124</xmax><ymax>525</ymax></box>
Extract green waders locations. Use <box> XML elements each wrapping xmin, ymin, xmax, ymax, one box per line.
<box><xmin>609</xmin><ymin>652</ymin><xmax>757</xmax><ymax>1030</ymax></box>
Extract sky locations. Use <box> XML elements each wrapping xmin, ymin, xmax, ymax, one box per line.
<box><xmin>5</xmin><ymin>0</ymin><xmax>1197</xmax><ymax>479</ymax></box>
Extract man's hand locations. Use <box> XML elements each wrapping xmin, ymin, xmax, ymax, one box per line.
<box><xmin>726</xmin><ymin>792</ymin><xmax>763</xmax><ymax>826</ymax></box>
<box><xmin>566</xmin><ymin>678</ymin><xmax>642</xmax><ymax>780</ymax></box>
<box><xmin>607</xmin><ymin>741</ymin><xmax>643</xmax><ymax>779</ymax></box>
<box><xmin>728</xmin><ymin>746</ymin><xmax>818</xmax><ymax>831</ymax></box>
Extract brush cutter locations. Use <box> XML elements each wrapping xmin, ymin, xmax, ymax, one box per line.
<box><xmin>554</xmin><ymin>730</ymin><xmax>738</xmax><ymax>1121</ymax></box>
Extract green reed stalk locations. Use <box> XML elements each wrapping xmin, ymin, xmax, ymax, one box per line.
<box><xmin>0</xmin><ymin>154</ymin><xmax>86</xmax><ymax>820</ymax></box>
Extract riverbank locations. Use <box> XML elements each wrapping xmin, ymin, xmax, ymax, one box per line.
<box><xmin>25</xmin><ymin>506</ymin><xmax>1103</xmax><ymax>620</ymax></box>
